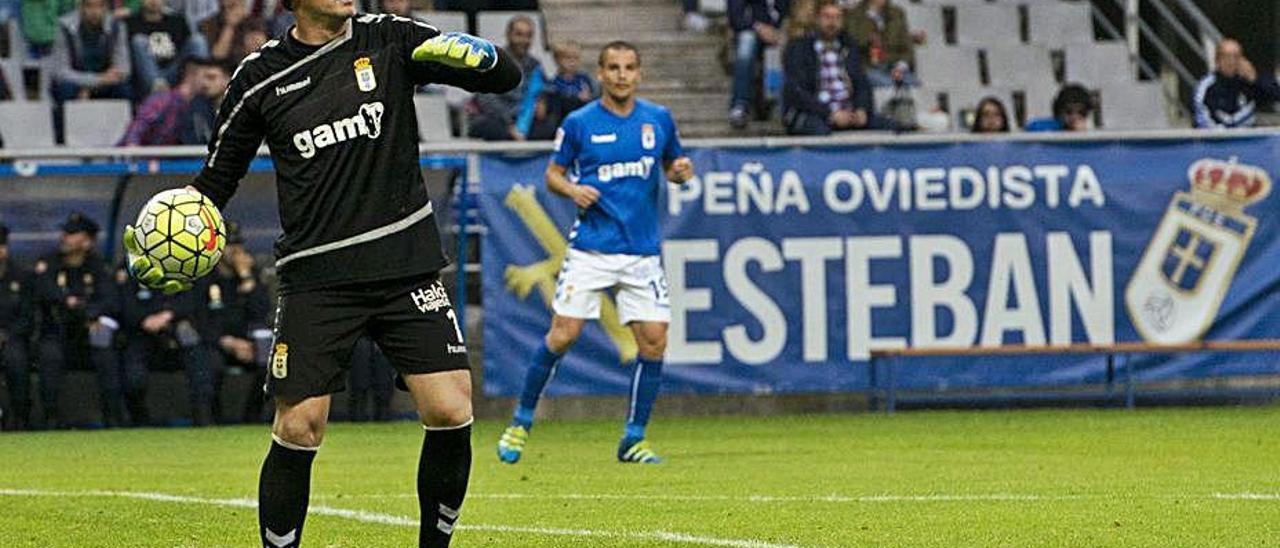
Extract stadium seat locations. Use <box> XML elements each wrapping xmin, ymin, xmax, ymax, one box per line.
<box><xmin>915</xmin><ymin>46</ymin><xmax>982</xmax><ymax>90</ymax></box>
<box><xmin>0</xmin><ymin>101</ymin><xmax>55</xmax><ymax>147</ymax></box>
<box><xmin>954</xmin><ymin>4</ymin><xmax>1022</xmax><ymax>47</ymax></box>
<box><xmin>1026</xmin><ymin>1</ymin><xmax>1095</xmax><ymax>47</ymax></box>
<box><xmin>63</xmin><ymin>99</ymin><xmax>131</xmax><ymax>147</ymax></box>
<box><xmin>984</xmin><ymin>45</ymin><xmax>1053</xmax><ymax>88</ymax></box>
<box><xmin>900</xmin><ymin>3</ymin><xmax>944</xmax><ymax>44</ymax></box>
<box><xmin>414</xmin><ymin>10</ymin><xmax>468</xmax><ymax>33</ymax></box>
<box><xmin>414</xmin><ymin>94</ymin><xmax>454</xmax><ymax>142</ymax></box>
<box><xmin>1020</xmin><ymin>79</ymin><xmax>1058</xmax><ymax>121</ymax></box>
<box><xmin>1098</xmin><ymin>82</ymin><xmax>1170</xmax><ymax>129</ymax></box>
<box><xmin>1064</xmin><ymin>42</ymin><xmax>1134</xmax><ymax>85</ymax></box>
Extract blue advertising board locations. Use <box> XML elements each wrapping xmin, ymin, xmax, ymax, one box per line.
<box><xmin>480</xmin><ymin>136</ymin><xmax>1280</xmax><ymax>396</ymax></box>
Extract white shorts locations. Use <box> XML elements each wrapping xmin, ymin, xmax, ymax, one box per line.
<box><xmin>552</xmin><ymin>249</ymin><xmax>671</xmax><ymax>324</ymax></box>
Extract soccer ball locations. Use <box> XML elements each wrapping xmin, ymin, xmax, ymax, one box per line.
<box><xmin>133</xmin><ymin>188</ymin><xmax>226</xmax><ymax>282</ymax></box>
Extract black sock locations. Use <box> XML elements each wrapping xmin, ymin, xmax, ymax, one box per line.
<box><xmin>419</xmin><ymin>421</ymin><xmax>472</xmax><ymax>548</ymax></box>
<box><xmin>259</xmin><ymin>437</ymin><xmax>317</xmax><ymax>548</ymax></box>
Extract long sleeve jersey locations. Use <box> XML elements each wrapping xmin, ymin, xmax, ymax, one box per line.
<box><xmin>192</xmin><ymin>14</ymin><xmax>521</xmax><ymax>293</ymax></box>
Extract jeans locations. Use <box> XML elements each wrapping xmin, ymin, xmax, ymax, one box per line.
<box><xmin>1</xmin><ymin>335</ymin><xmax>31</xmax><ymax>428</ymax></box>
<box><xmin>784</xmin><ymin>108</ymin><xmax>898</xmax><ymax>135</ymax></box>
<box><xmin>125</xmin><ymin>333</ymin><xmax>217</xmax><ymax>425</ymax></box>
<box><xmin>94</xmin><ymin>343</ymin><xmax>147</xmax><ymax>427</ymax></box>
<box><xmin>51</xmin><ymin>80</ymin><xmax>131</xmax><ymax>102</ymax></box>
<box><xmin>130</xmin><ymin>33</ymin><xmax>210</xmax><ymax>91</ymax></box>
<box><xmin>731</xmin><ymin>30</ymin><xmax>761</xmax><ymax>109</ymax></box>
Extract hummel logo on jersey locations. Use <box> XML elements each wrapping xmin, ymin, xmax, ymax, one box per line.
<box><xmin>292</xmin><ymin>101</ymin><xmax>385</xmax><ymax>159</ymax></box>
<box><xmin>590</xmin><ymin>133</ymin><xmax>617</xmax><ymax>144</ymax></box>
<box><xmin>596</xmin><ymin>155</ymin><xmax>656</xmax><ymax>183</ymax></box>
<box><xmin>411</xmin><ymin>282</ymin><xmax>450</xmax><ymax>313</ymax></box>
<box><xmin>275</xmin><ymin>76</ymin><xmax>311</xmax><ymax>96</ymax></box>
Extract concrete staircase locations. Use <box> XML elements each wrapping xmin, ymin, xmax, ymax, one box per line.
<box><xmin>539</xmin><ymin>0</ymin><xmax>779</xmax><ymax>137</ymax></box>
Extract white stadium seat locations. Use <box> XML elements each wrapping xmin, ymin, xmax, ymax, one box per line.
<box><xmin>64</xmin><ymin>99</ymin><xmax>131</xmax><ymax>147</ymax></box>
<box><xmin>1098</xmin><ymin>82</ymin><xmax>1170</xmax><ymax>129</ymax></box>
<box><xmin>1064</xmin><ymin>42</ymin><xmax>1134</xmax><ymax>86</ymax></box>
<box><xmin>414</xmin><ymin>94</ymin><xmax>454</xmax><ymax>142</ymax></box>
<box><xmin>954</xmin><ymin>4</ymin><xmax>1022</xmax><ymax>47</ymax></box>
<box><xmin>1027</xmin><ymin>1</ymin><xmax>1095</xmax><ymax>47</ymax></box>
<box><xmin>984</xmin><ymin>45</ymin><xmax>1054</xmax><ymax>88</ymax></box>
<box><xmin>414</xmin><ymin>10</ymin><xmax>468</xmax><ymax>33</ymax></box>
<box><xmin>0</xmin><ymin>101</ymin><xmax>55</xmax><ymax>147</ymax></box>
<box><xmin>915</xmin><ymin>46</ymin><xmax>982</xmax><ymax>89</ymax></box>
<box><xmin>900</xmin><ymin>3</ymin><xmax>944</xmax><ymax>45</ymax></box>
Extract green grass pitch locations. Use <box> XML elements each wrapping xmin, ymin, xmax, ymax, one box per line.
<box><xmin>1</xmin><ymin>406</ymin><xmax>1278</xmax><ymax>547</ymax></box>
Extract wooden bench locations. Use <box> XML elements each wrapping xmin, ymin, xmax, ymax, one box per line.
<box><xmin>867</xmin><ymin>340</ymin><xmax>1280</xmax><ymax>413</ymax></box>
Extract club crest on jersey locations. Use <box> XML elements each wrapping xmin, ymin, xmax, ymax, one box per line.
<box><xmin>271</xmin><ymin>343</ymin><xmax>289</xmax><ymax>379</ymax></box>
<box><xmin>641</xmin><ymin>123</ymin><xmax>655</xmax><ymax>150</ymax></box>
<box><xmin>1125</xmin><ymin>157</ymin><xmax>1270</xmax><ymax>344</ymax></box>
<box><xmin>354</xmin><ymin>57</ymin><xmax>377</xmax><ymax>92</ymax></box>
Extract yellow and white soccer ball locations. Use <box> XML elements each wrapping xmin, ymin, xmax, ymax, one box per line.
<box><xmin>133</xmin><ymin>188</ymin><xmax>226</xmax><ymax>282</ymax></box>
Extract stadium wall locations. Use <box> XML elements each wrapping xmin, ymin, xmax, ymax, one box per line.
<box><xmin>2</xmin><ymin>130</ymin><xmax>1278</xmax><ymax>421</ymax></box>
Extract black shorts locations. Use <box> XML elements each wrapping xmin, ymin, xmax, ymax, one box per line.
<box><xmin>265</xmin><ymin>272</ymin><xmax>469</xmax><ymax>400</ymax></box>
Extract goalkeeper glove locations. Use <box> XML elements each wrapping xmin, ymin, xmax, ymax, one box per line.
<box><xmin>412</xmin><ymin>32</ymin><xmax>498</xmax><ymax>72</ymax></box>
<box><xmin>123</xmin><ymin>225</ymin><xmax>192</xmax><ymax>295</ymax></box>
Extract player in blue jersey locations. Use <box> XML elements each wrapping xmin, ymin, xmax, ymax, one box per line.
<box><xmin>497</xmin><ymin>41</ymin><xmax>694</xmax><ymax>464</ymax></box>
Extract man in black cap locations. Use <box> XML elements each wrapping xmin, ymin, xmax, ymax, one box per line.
<box><xmin>204</xmin><ymin>221</ymin><xmax>271</xmax><ymax>423</ymax></box>
<box><xmin>28</xmin><ymin>213</ymin><xmax>120</xmax><ymax>429</ymax></box>
<box><xmin>0</xmin><ymin>224</ymin><xmax>36</xmax><ymax>430</ymax></box>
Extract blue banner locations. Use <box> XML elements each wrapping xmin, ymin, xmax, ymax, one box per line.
<box><xmin>480</xmin><ymin>136</ymin><xmax>1280</xmax><ymax>396</ymax></box>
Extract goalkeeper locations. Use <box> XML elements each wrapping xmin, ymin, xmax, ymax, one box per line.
<box><xmin>123</xmin><ymin>0</ymin><xmax>520</xmax><ymax>545</ymax></box>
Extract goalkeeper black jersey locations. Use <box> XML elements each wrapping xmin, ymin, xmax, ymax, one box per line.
<box><xmin>192</xmin><ymin>14</ymin><xmax>519</xmax><ymax>293</ymax></box>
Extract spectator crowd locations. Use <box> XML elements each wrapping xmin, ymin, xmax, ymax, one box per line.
<box><xmin>1</xmin><ymin>0</ymin><xmax>1274</xmax><ymax>146</ymax></box>
<box><xmin>0</xmin><ymin>215</ymin><xmax>397</xmax><ymax>430</ymax></box>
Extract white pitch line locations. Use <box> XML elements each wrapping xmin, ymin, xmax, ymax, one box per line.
<box><xmin>0</xmin><ymin>488</ymin><xmax>799</xmax><ymax>548</ymax></box>
<box><xmin>1211</xmin><ymin>493</ymin><xmax>1280</xmax><ymax>500</ymax></box>
<box><xmin>318</xmin><ymin>492</ymin><xmax>1097</xmax><ymax>503</ymax></box>
<box><xmin>317</xmin><ymin>491</ymin><xmax>1280</xmax><ymax>504</ymax></box>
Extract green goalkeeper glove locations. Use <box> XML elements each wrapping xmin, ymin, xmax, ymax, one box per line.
<box><xmin>123</xmin><ymin>225</ymin><xmax>192</xmax><ymax>295</ymax></box>
<box><xmin>412</xmin><ymin>32</ymin><xmax>498</xmax><ymax>72</ymax></box>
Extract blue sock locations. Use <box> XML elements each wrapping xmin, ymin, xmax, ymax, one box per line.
<box><xmin>512</xmin><ymin>343</ymin><xmax>562</xmax><ymax>429</ymax></box>
<box><xmin>624</xmin><ymin>357</ymin><xmax>663</xmax><ymax>440</ymax></box>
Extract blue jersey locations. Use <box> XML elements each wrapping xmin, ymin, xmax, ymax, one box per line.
<box><xmin>552</xmin><ymin>99</ymin><xmax>683</xmax><ymax>256</ymax></box>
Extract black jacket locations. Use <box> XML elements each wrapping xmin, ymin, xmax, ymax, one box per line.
<box><xmin>783</xmin><ymin>33</ymin><xmax>872</xmax><ymax>118</ymax></box>
<box><xmin>29</xmin><ymin>251</ymin><xmax>114</xmax><ymax>335</ymax></box>
<box><xmin>729</xmin><ymin>0</ymin><xmax>789</xmax><ymax>32</ymax></box>
<box><xmin>0</xmin><ymin>260</ymin><xmax>33</xmax><ymax>341</ymax></box>
<box><xmin>192</xmin><ymin>14</ymin><xmax>520</xmax><ymax>293</ymax></box>
<box><xmin>1192</xmin><ymin>71</ymin><xmax>1280</xmax><ymax>128</ymax></box>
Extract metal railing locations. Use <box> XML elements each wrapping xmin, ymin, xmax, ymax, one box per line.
<box><xmin>2</xmin><ymin>127</ymin><xmax>1280</xmax><ymax>162</ymax></box>
<box><xmin>1094</xmin><ymin>0</ymin><xmax>1225</xmax><ymax>91</ymax></box>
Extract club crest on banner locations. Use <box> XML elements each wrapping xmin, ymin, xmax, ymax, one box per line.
<box><xmin>1125</xmin><ymin>157</ymin><xmax>1271</xmax><ymax>344</ymax></box>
